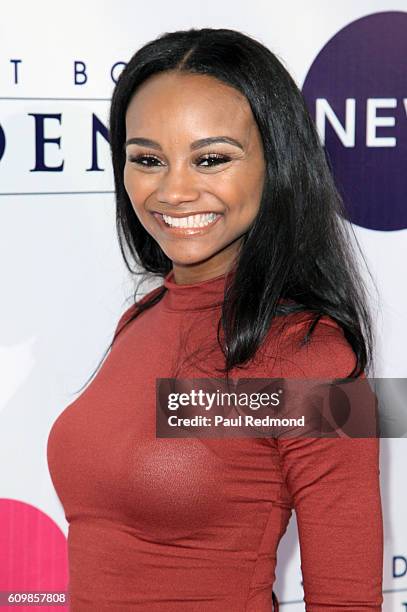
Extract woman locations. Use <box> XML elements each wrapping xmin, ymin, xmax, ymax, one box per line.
<box><xmin>47</xmin><ymin>28</ymin><xmax>383</xmax><ymax>611</ymax></box>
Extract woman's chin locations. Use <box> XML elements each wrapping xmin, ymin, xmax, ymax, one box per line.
<box><xmin>162</xmin><ymin>250</ymin><xmax>223</xmax><ymax>268</ymax></box>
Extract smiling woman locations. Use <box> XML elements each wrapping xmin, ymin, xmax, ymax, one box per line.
<box><xmin>47</xmin><ymin>27</ymin><xmax>383</xmax><ymax>612</ymax></box>
<box><xmin>122</xmin><ymin>70</ymin><xmax>265</xmax><ymax>283</ymax></box>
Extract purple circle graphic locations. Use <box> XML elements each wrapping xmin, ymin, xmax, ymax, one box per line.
<box><xmin>302</xmin><ymin>11</ymin><xmax>407</xmax><ymax>231</ymax></box>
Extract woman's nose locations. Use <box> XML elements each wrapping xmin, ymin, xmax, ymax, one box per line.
<box><xmin>155</xmin><ymin>164</ymin><xmax>200</xmax><ymax>205</ymax></box>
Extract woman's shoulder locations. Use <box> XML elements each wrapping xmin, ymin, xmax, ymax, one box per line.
<box><xmin>114</xmin><ymin>283</ymin><xmax>165</xmax><ymax>336</ymax></box>
<box><xmin>259</xmin><ymin>311</ymin><xmax>358</xmax><ymax>378</ymax></box>
<box><xmin>278</xmin><ymin>310</ymin><xmax>349</xmax><ymax>342</ymax></box>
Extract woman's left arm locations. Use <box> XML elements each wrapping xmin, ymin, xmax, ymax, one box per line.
<box><xmin>277</xmin><ymin>435</ymin><xmax>383</xmax><ymax>610</ymax></box>
<box><xmin>274</xmin><ymin>316</ymin><xmax>383</xmax><ymax>610</ymax></box>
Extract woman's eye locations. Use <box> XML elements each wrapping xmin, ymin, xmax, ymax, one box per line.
<box><xmin>128</xmin><ymin>155</ymin><xmax>163</xmax><ymax>167</ymax></box>
<box><xmin>197</xmin><ymin>154</ymin><xmax>231</xmax><ymax>167</ymax></box>
<box><xmin>127</xmin><ymin>153</ymin><xmax>232</xmax><ymax>168</ymax></box>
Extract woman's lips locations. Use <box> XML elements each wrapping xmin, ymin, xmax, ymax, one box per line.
<box><xmin>152</xmin><ymin>212</ymin><xmax>222</xmax><ymax>236</ymax></box>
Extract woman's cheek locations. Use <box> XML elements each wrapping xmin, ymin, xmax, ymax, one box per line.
<box><xmin>123</xmin><ymin>169</ymin><xmax>142</xmax><ymax>210</ymax></box>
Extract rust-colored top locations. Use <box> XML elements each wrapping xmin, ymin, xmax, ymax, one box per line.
<box><xmin>47</xmin><ymin>270</ymin><xmax>383</xmax><ymax>611</ymax></box>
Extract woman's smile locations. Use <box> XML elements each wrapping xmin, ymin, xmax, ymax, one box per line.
<box><xmin>152</xmin><ymin>211</ymin><xmax>223</xmax><ymax>236</ymax></box>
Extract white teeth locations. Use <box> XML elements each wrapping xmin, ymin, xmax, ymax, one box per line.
<box><xmin>162</xmin><ymin>212</ymin><xmax>218</xmax><ymax>228</ymax></box>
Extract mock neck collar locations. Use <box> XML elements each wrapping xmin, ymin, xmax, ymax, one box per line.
<box><xmin>162</xmin><ymin>269</ymin><xmax>230</xmax><ymax>312</ymax></box>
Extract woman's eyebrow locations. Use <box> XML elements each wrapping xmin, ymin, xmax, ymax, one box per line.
<box><xmin>124</xmin><ymin>136</ymin><xmax>244</xmax><ymax>151</ymax></box>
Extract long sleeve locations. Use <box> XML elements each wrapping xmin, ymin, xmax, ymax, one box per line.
<box><xmin>275</xmin><ymin>317</ymin><xmax>383</xmax><ymax>610</ymax></box>
<box><xmin>47</xmin><ymin>271</ymin><xmax>383</xmax><ymax>611</ymax></box>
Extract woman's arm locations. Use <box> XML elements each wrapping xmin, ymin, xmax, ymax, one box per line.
<box><xmin>275</xmin><ymin>317</ymin><xmax>383</xmax><ymax>610</ymax></box>
<box><xmin>277</xmin><ymin>435</ymin><xmax>383</xmax><ymax>610</ymax></box>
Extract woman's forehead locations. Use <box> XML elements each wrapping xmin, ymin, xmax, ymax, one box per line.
<box><xmin>125</xmin><ymin>72</ymin><xmax>255</xmax><ymax>139</ymax></box>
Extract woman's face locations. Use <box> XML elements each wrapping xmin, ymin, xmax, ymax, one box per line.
<box><xmin>124</xmin><ymin>71</ymin><xmax>266</xmax><ymax>283</ymax></box>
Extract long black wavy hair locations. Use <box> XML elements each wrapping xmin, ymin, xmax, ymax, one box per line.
<box><xmin>78</xmin><ymin>27</ymin><xmax>375</xmax><ymax>392</ymax></box>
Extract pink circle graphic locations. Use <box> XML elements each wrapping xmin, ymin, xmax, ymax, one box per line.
<box><xmin>0</xmin><ymin>499</ymin><xmax>68</xmax><ymax>610</ymax></box>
